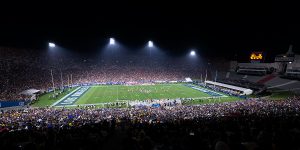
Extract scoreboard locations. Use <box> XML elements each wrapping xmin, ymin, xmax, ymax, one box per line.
<box><xmin>250</xmin><ymin>52</ymin><xmax>263</xmax><ymax>60</ymax></box>
<box><xmin>250</xmin><ymin>52</ymin><xmax>263</xmax><ymax>63</ymax></box>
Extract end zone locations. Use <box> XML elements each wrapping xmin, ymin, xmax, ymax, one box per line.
<box><xmin>51</xmin><ymin>86</ymin><xmax>90</xmax><ymax>107</ymax></box>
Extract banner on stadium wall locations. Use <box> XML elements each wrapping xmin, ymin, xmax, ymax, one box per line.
<box><xmin>0</xmin><ymin>100</ymin><xmax>27</xmax><ymax>108</ymax></box>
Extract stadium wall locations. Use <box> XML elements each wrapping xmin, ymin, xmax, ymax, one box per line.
<box><xmin>0</xmin><ymin>100</ymin><xmax>28</xmax><ymax>108</ymax></box>
<box><xmin>238</xmin><ymin>63</ymin><xmax>279</xmax><ymax>69</ymax></box>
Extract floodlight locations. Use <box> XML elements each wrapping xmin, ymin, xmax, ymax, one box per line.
<box><xmin>148</xmin><ymin>41</ymin><xmax>153</xmax><ymax>47</ymax></box>
<box><xmin>49</xmin><ymin>42</ymin><xmax>55</xmax><ymax>48</ymax></box>
<box><xmin>109</xmin><ymin>38</ymin><xmax>115</xmax><ymax>45</ymax></box>
<box><xmin>190</xmin><ymin>50</ymin><xmax>196</xmax><ymax>56</ymax></box>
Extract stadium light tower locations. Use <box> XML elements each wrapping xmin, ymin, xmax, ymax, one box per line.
<box><xmin>49</xmin><ymin>42</ymin><xmax>56</xmax><ymax>48</ymax></box>
<box><xmin>109</xmin><ymin>38</ymin><xmax>115</xmax><ymax>45</ymax></box>
<box><xmin>190</xmin><ymin>50</ymin><xmax>196</xmax><ymax>56</ymax></box>
<box><xmin>148</xmin><ymin>40</ymin><xmax>153</xmax><ymax>48</ymax></box>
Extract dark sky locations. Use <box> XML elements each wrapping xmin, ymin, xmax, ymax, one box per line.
<box><xmin>0</xmin><ymin>1</ymin><xmax>299</xmax><ymax>62</ymax></box>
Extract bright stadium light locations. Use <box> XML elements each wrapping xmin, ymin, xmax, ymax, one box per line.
<box><xmin>148</xmin><ymin>40</ymin><xmax>153</xmax><ymax>48</ymax></box>
<box><xmin>109</xmin><ymin>38</ymin><xmax>115</xmax><ymax>45</ymax></box>
<box><xmin>49</xmin><ymin>42</ymin><xmax>56</xmax><ymax>48</ymax></box>
<box><xmin>190</xmin><ymin>50</ymin><xmax>196</xmax><ymax>56</ymax></box>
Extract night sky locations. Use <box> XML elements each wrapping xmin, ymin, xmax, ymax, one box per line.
<box><xmin>0</xmin><ymin>1</ymin><xmax>299</xmax><ymax>62</ymax></box>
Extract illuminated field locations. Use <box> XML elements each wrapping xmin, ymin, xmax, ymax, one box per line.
<box><xmin>75</xmin><ymin>84</ymin><xmax>211</xmax><ymax>104</ymax></box>
<box><xmin>32</xmin><ymin>84</ymin><xmax>242</xmax><ymax>107</ymax></box>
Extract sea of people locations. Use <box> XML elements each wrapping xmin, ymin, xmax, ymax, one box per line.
<box><xmin>2</xmin><ymin>47</ymin><xmax>300</xmax><ymax>149</ymax></box>
<box><xmin>1</xmin><ymin>96</ymin><xmax>300</xmax><ymax>149</ymax></box>
<box><xmin>0</xmin><ymin>47</ymin><xmax>209</xmax><ymax>101</ymax></box>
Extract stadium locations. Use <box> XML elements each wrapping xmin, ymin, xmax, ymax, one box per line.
<box><xmin>1</xmin><ymin>2</ymin><xmax>300</xmax><ymax>150</ymax></box>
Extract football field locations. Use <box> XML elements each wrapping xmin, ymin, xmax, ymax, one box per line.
<box><xmin>32</xmin><ymin>84</ymin><xmax>241</xmax><ymax>107</ymax></box>
<box><xmin>76</xmin><ymin>84</ymin><xmax>212</xmax><ymax>104</ymax></box>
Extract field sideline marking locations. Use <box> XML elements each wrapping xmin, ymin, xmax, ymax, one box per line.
<box><xmin>55</xmin><ymin>96</ymin><xmax>227</xmax><ymax>108</ymax></box>
<box><xmin>50</xmin><ymin>87</ymin><xmax>81</xmax><ymax>107</ymax></box>
<box><xmin>59</xmin><ymin>84</ymin><xmax>227</xmax><ymax>107</ymax></box>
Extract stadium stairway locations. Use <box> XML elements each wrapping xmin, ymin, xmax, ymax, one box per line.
<box><xmin>256</xmin><ymin>74</ymin><xmax>276</xmax><ymax>84</ymax></box>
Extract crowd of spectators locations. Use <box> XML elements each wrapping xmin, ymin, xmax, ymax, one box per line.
<box><xmin>1</xmin><ymin>97</ymin><xmax>300</xmax><ymax>149</ymax></box>
<box><xmin>2</xmin><ymin>47</ymin><xmax>300</xmax><ymax>149</ymax></box>
<box><xmin>0</xmin><ymin>47</ymin><xmax>205</xmax><ymax>101</ymax></box>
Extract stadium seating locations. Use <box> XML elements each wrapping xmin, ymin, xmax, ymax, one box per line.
<box><xmin>0</xmin><ymin>47</ymin><xmax>205</xmax><ymax>101</ymax></box>
<box><xmin>1</xmin><ymin>97</ymin><xmax>300</xmax><ymax>149</ymax></box>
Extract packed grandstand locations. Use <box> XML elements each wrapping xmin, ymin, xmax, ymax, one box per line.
<box><xmin>1</xmin><ymin>46</ymin><xmax>300</xmax><ymax>150</ymax></box>
<box><xmin>0</xmin><ymin>47</ymin><xmax>208</xmax><ymax>101</ymax></box>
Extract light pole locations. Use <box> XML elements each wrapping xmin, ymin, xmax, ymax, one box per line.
<box><xmin>109</xmin><ymin>37</ymin><xmax>119</xmax><ymax>98</ymax></box>
<box><xmin>48</xmin><ymin>42</ymin><xmax>65</xmax><ymax>94</ymax></box>
<box><xmin>48</xmin><ymin>42</ymin><xmax>56</xmax><ymax>97</ymax></box>
<box><xmin>148</xmin><ymin>40</ymin><xmax>153</xmax><ymax>57</ymax></box>
<box><xmin>108</xmin><ymin>37</ymin><xmax>116</xmax><ymax>60</ymax></box>
<box><xmin>50</xmin><ymin>69</ymin><xmax>56</xmax><ymax>97</ymax></box>
<box><xmin>147</xmin><ymin>40</ymin><xmax>155</xmax><ymax>83</ymax></box>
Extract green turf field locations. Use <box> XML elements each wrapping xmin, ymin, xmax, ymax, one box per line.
<box><xmin>31</xmin><ymin>88</ymin><xmax>77</xmax><ymax>107</ymax></box>
<box><xmin>75</xmin><ymin>84</ymin><xmax>212</xmax><ymax>104</ymax></box>
<box><xmin>32</xmin><ymin>84</ymin><xmax>242</xmax><ymax>107</ymax></box>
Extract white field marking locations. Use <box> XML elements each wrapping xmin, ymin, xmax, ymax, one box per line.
<box><xmin>58</xmin><ymin>84</ymin><xmax>227</xmax><ymax>107</ymax></box>
<box><xmin>90</xmin><ymin>85</ymin><xmax>111</xmax><ymax>103</ymax></box>
<box><xmin>90</xmin><ymin>84</ymin><xmax>158</xmax><ymax>88</ymax></box>
<box><xmin>56</xmin><ymin>100</ymin><xmax>131</xmax><ymax>108</ymax></box>
<box><xmin>268</xmin><ymin>80</ymin><xmax>298</xmax><ymax>89</ymax></box>
<box><xmin>56</xmin><ymin>96</ymin><xmax>228</xmax><ymax>108</ymax></box>
<box><xmin>50</xmin><ymin>87</ymin><xmax>81</xmax><ymax>107</ymax></box>
<box><xmin>89</xmin><ymin>84</ymin><xmax>180</xmax><ymax>89</ymax></box>
<box><xmin>55</xmin><ymin>105</ymin><xmax>77</xmax><ymax>108</ymax></box>
<box><xmin>55</xmin><ymin>96</ymin><xmax>227</xmax><ymax>107</ymax></box>
<box><xmin>127</xmin><ymin>86</ymin><xmax>134</xmax><ymax>100</ymax></box>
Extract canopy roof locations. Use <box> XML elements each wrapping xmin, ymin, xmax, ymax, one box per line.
<box><xmin>205</xmin><ymin>80</ymin><xmax>253</xmax><ymax>95</ymax></box>
<box><xmin>19</xmin><ymin>89</ymin><xmax>40</xmax><ymax>96</ymax></box>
